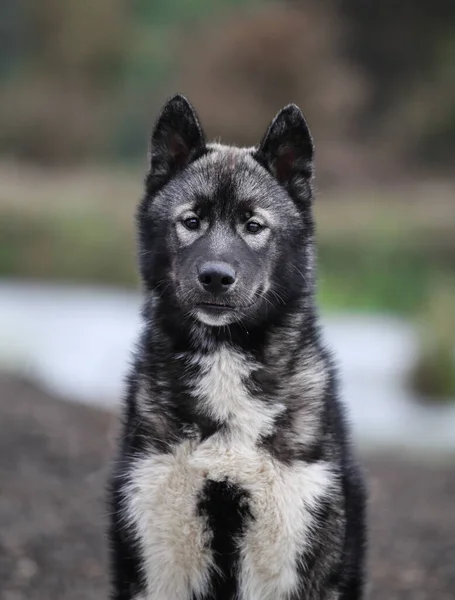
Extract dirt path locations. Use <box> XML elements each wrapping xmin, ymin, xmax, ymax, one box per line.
<box><xmin>1</xmin><ymin>376</ymin><xmax>454</xmax><ymax>600</ymax></box>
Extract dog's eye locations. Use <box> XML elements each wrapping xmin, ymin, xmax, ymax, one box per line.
<box><xmin>183</xmin><ymin>217</ymin><xmax>200</xmax><ymax>231</ymax></box>
<box><xmin>245</xmin><ymin>221</ymin><xmax>263</xmax><ymax>234</ymax></box>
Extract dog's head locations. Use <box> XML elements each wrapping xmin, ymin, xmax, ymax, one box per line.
<box><xmin>138</xmin><ymin>95</ymin><xmax>315</xmax><ymax>328</ymax></box>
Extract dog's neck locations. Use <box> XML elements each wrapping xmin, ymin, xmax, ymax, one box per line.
<box><xmin>140</xmin><ymin>291</ymin><xmax>325</xmax><ymax>387</ymax></box>
<box><xmin>135</xmin><ymin>294</ymin><xmax>329</xmax><ymax>451</ymax></box>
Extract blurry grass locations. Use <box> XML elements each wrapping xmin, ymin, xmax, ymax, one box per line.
<box><xmin>315</xmin><ymin>182</ymin><xmax>455</xmax><ymax>314</ymax></box>
<box><xmin>0</xmin><ymin>164</ymin><xmax>454</xmax><ymax>317</ymax></box>
<box><xmin>410</xmin><ymin>283</ymin><xmax>455</xmax><ymax>400</ymax></box>
<box><xmin>0</xmin><ymin>163</ymin><xmax>139</xmax><ymax>287</ymax></box>
<box><xmin>317</xmin><ymin>236</ymin><xmax>455</xmax><ymax>314</ymax></box>
<box><xmin>0</xmin><ymin>211</ymin><xmax>137</xmax><ymax>286</ymax></box>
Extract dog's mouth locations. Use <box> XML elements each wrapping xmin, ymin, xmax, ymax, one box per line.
<box><xmin>180</xmin><ymin>289</ymin><xmax>263</xmax><ymax>315</ymax></box>
<box><xmin>195</xmin><ymin>297</ymin><xmax>260</xmax><ymax>312</ymax></box>
<box><xmin>189</xmin><ymin>293</ymin><xmax>262</xmax><ymax>325</ymax></box>
<box><xmin>196</xmin><ymin>302</ymin><xmax>236</xmax><ymax>311</ymax></box>
<box><xmin>193</xmin><ymin>287</ymin><xmax>264</xmax><ymax>313</ymax></box>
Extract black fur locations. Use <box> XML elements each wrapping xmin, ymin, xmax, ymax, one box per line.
<box><xmin>196</xmin><ymin>479</ymin><xmax>253</xmax><ymax>600</ymax></box>
<box><xmin>108</xmin><ymin>94</ymin><xmax>367</xmax><ymax>600</ymax></box>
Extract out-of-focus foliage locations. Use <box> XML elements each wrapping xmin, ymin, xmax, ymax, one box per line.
<box><xmin>337</xmin><ymin>0</ymin><xmax>455</xmax><ymax>167</ymax></box>
<box><xmin>175</xmin><ymin>3</ymin><xmax>368</xmax><ymax>183</ymax></box>
<box><xmin>0</xmin><ymin>0</ymin><xmax>454</xmax><ymax>175</ymax></box>
<box><xmin>0</xmin><ymin>0</ymin><xmax>131</xmax><ymax>164</ymax></box>
<box><xmin>411</xmin><ymin>283</ymin><xmax>455</xmax><ymax>400</ymax></box>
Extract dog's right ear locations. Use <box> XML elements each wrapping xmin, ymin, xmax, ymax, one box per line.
<box><xmin>148</xmin><ymin>94</ymin><xmax>206</xmax><ymax>186</ymax></box>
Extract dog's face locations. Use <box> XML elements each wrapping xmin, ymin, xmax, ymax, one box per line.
<box><xmin>138</xmin><ymin>95</ymin><xmax>315</xmax><ymax>328</ymax></box>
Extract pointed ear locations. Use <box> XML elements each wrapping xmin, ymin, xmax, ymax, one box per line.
<box><xmin>148</xmin><ymin>94</ymin><xmax>206</xmax><ymax>184</ymax></box>
<box><xmin>255</xmin><ymin>104</ymin><xmax>314</xmax><ymax>189</ymax></box>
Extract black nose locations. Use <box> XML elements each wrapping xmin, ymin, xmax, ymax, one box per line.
<box><xmin>198</xmin><ymin>262</ymin><xmax>236</xmax><ymax>295</ymax></box>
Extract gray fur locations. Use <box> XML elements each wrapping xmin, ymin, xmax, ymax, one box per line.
<box><xmin>108</xmin><ymin>95</ymin><xmax>367</xmax><ymax>600</ymax></box>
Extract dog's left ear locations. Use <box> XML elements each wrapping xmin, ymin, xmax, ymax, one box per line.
<box><xmin>255</xmin><ymin>104</ymin><xmax>314</xmax><ymax>188</ymax></box>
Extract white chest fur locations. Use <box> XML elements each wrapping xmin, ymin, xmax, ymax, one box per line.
<box><xmin>189</xmin><ymin>347</ymin><xmax>284</xmax><ymax>438</ymax></box>
<box><xmin>125</xmin><ymin>348</ymin><xmax>334</xmax><ymax>600</ymax></box>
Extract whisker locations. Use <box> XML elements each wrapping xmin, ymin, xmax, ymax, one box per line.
<box><xmin>291</xmin><ymin>263</ymin><xmax>309</xmax><ymax>287</ymax></box>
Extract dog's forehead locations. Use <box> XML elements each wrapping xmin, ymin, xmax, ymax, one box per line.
<box><xmin>178</xmin><ymin>144</ymin><xmax>287</xmax><ymax>211</ymax></box>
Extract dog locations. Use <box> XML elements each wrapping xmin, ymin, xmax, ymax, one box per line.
<box><xmin>108</xmin><ymin>94</ymin><xmax>366</xmax><ymax>600</ymax></box>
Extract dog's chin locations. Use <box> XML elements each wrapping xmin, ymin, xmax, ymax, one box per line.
<box><xmin>180</xmin><ymin>290</ymin><xmax>262</xmax><ymax>327</ymax></box>
<box><xmin>193</xmin><ymin>306</ymin><xmax>238</xmax><ymax>327</ymax></box>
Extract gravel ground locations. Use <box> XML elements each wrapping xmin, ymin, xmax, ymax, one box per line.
<box><xmin>1</xmin><ymin>376</ymin><xmax>454</xmax><ymax>600</ymax></box>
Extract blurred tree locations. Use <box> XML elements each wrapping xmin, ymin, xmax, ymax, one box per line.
<box><xmin>0</xmin><ymin>0</ymin><xmax>454</xmax><ymax>173</ymax></box>
<box><xmin>334</xmin><ymin>0</ymin><xmax>455</xmax><ymax>166</ymax></box>
<box><xmin>174</xmin><ymin>3</ymin><xmax>371</xmax><ymax>182</ymax></box>
<box><xmin>336</xmin><ymin>0</ymin><xmax>455</xmax><ymax>117</ymax></box>
<box><xmin>0</xmin><ymin>0</ymin><xmax>131</xmax><ymax>164</ymax></box>
<box><xmin>0</xmin><ymin>0</ymin><xmax>23</xmax><ymax>77</ymax></box>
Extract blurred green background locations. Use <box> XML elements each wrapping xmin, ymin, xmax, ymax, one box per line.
<box><xmin>1</xmin><ymin>0</ymin><xmax>454</xmax><ymax>391</ymax></box>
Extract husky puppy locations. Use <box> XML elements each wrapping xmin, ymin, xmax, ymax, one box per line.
<box><xmin>108</xmin><ymin>95</ymin><xmax>366</xmax><ymax>600</ymax></box>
